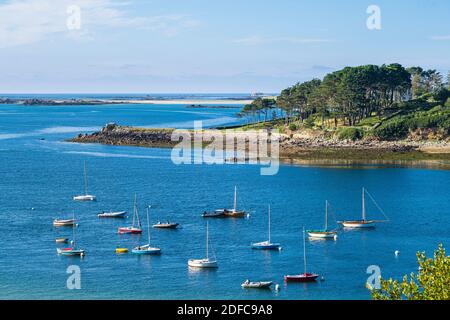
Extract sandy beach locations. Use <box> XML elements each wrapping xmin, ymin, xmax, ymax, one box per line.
<box><xmin>100</xmin><ymin>99</ymin><xmax>254</xmax><ymax>105</ymax></box>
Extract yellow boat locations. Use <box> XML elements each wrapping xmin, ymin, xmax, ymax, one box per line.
<box><xmin>116</xmin><ymin>247</ymin><xmax>128</xmax><ymax>254</ymax></box>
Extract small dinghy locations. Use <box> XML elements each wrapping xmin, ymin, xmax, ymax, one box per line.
<box><xmin>251</xmin><ymin>205</ymin><xmax>281</xmax><ymax>250</ymax></box>
<box><xmin>53</xmin><ymin>219</ymin><xmax>76</xmax><ymax>227</ymax></box>
<box><xmin>241</xmin><ymin>280</ymin><xmax>273</xmax><ymax>289</ymax></box>
<box><xmin>153</xmin><ymin>222</ymin><xmax>179</xmax><ymax>229</ymax></box>
<box><xmin>132</xmin><ymin>206</ymin><xmax>161</xmax><ymax>255</ymax></box>
<box><xmin>202</xmin><ymin>210</ymin><xmax>226</xmax><ymax>218</ymax></box>
<box><xmin>98</xmin><ymin>211</ymin><xmax>127</xmax><ymax>218</ymax></box>
<box><xmin>188</xmin><ymin>222</ymin><xmax>218</xmax><ymax>268</ymax></box>
<box><xmin>73</xmin><ymin>161</ymin><xmax>96</xmax><ymax>201</ymax></box>
<box><xmin>284</xmin><ymin>227</ymin><xmax>319</xmax><ymax>283</ymax></box>
<box><xmin>57</xmin><ymin>247</ymin><xmax>85</xmax><ymax>256</ymax></box>
<box><xmin>55</xmin><ymin>238</ymin><xmax>69</xmax><ymax>243</ymax></box>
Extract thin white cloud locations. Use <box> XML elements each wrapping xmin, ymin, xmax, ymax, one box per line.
<box><xmin>430</xmin><ymin>35</ymin><xmax>450</xmax><ymax>41</ymax></box>
<box><xmin>0</xmin><ymin>0</ymin><xmax>199</xmax><ymax>48</ymax></box>
<box><xmin>233</xmin><ymin>35</ymin><xmax>333</xmax><ymax>46</ymax></box>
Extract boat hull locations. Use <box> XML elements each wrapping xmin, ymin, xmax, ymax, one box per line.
<box><xmin>224</xmin><ymin>210</ymin><xmax>245</xmax><ymax>218</ymax></box>
<box><xmin>153</xmin><ymin>223</ymin><xmax>179</xmax><ymax>229</ymax></box>
<box><xmin>73</xmin><ymin>195</ymin><xmax>96</xmax><ymax>201</ymax></box>
<box><xmin>132</xmin><ymin>247</ymin><xmax>161</xmax><ymax>255</ymax></box>
<box><xmin>57</xmin><ymin>248</ymin><xmax>85</xmax><ymax>256</ymax></box>
<box><xmin>307</xmin><ymin>230</ymin><xmax>337</xmax><ymax>239</ymax></box>
<box><xmin>284</xmin><ymin>273</ymin><xmax>318</xmax><ymax>282</ymax></box>
<box><xmin>251</xmin><ymin>241</ymin><xmax>281</xmax><ymax>250</ymax></box>
<box><xmin>55</xmin><ymin>238</ymin><xmax>69</xmax><ymax>243</ymax></box>
<box><xmin>188</xmin><ymin>259</ymin><xmax>218</xmax><ymax>268</ymax></box>
<box><xmin>98</xmin><ymin>211</ymin><xmax>127</xmax><ymax>218</ymax></box>
<box><xmin>53</xmin><ymin>219</ymin><xmax>76</xmax><ymax>227</ymax></box>
<box><xmin>241</xmin><ymin>281</ymin><xmax>273</xmax><ymax>289</ymax></box>
<box><xmin>341</xmin><ymin>220</ymin><xmax>375</xmax><ymax>228</ymax></box>
<box><xmin>118</xmin><ymin>227</ymin><xmax>142</xmax><ymax>234</ymax></box>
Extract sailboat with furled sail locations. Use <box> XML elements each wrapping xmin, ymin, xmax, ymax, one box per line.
<box><xmin>307</xmin><ymin>200</ymin><xmax>337</xmax><ymax>239</ymax></box>
<box><xmin>338</xmin><ymin>187</ymin><xmax>389</xmax><ymax>228</ymax></box>
<box><xmin>73</xmin><ymin>161</ymin><xmax>96</xmax><ymax>201</ymax></box>
<box><xmin>118</xmin><ymin>194</ymin><xmax>142</xmax><ymax>234</ymax></box>
<box><xmin>188</xmin><ymin>222</ymin><xmax>218</xmax><ymax>268</ymax></box>
<box><xmin>284</xmin><ymin>227</ymin><xmax>319</xmax><ymax>282</ymax></box>
<box><xmin>57</xmin><ymin>213</ymin><xmax>85</xmax><ymax>257</ymax></box>
<box><xmin>251</xmin><ymin>205</ymin><xmax>281</xmax><ymax>250</ymax></box>
<box><xmin>224</xmin><ymin>186</ymin><xmax>245</xmax><ymax>218</ymax></box>
<box><xmin>132</xmin><ymin>205</ymin><xmax>161</xmax><ymax>255</ymax></box>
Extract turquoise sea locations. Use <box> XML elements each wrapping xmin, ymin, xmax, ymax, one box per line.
<box><xmin>0</xmin><ymin>94</ymin><xmax>449</xmax><ymax>299</ymax></box>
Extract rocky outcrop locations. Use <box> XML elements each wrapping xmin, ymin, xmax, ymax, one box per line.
<box><xmin>71</xmin><ymin>123</ymin><xmax>177</xmax><ymax>147</ymax></box>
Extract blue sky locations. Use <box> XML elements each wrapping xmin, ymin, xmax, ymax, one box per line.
<box><xmin>0</xmin><ymin>0</ymin><xmax>449</xmax><ymax>93</ymax></box>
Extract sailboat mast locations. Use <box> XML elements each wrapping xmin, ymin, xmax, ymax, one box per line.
<box><xmin>72</xmin><ymin>212</ymin><xmax>76</xmax><ymax>247</ymax></box>
<box><xmin>303</xmin><ymin>227</ymin><xmax>307</xmax><ymax>275</ymax></box>
<box><xmin>83</xmin><ymin>161</ymin><xmax>88</xmax><ymax>195</ymax></box>
<box><xmin>147</xmin><ymin>206</ymin><xmax>151</xmax><ymax>245</ymax></box>
<box><xmin>325</xmin><ymin>200</ymin><xmax>328</xmax><ymax>231</ymax></box>
<box><xmin>268</xmin><ymin>205</ymin><xmax>271</xmax><ymax>243</ymax></box>
<box><xmin>234</xmin><ymin>186</ymin><xmax>237</xmax><ymax>211</ymax></box>
<box><xmin>206</xmin><ymin>222</ymin><xmax>209</xmax><ymax>259</ymax></box>
<box><xmin>362</xmin><ymin>187</ymin><xmax>366</xmax><ymax>221</ymax></box>
<box><xmin>132</xmin><ymin>194</ymin><xmax>136</xmax><ymax>227</ymax></box>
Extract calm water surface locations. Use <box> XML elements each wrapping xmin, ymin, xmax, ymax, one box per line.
<box><xmin>0</xmin><ymin>98</ymin><xmax>449</xmax><ymax>299</ymax></box>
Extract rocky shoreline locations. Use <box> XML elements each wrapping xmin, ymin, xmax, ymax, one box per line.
<box><xmin>69</xmin><ymin>123</ymin><xmax>450</xmax><ymax>161</ymax></box>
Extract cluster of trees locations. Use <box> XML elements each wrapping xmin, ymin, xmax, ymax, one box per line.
<box><xmin>239</xmin><ymin>64</ymin><xmax>449</xmax><ymax>129</ymax></box>
<box><xmin>370</xmin><ymin>244</ymin><xmax>450</xmax><ymax>300</ymax></box>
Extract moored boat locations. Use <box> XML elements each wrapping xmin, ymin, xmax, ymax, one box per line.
<box><xmin>188</xmin><ymin>222</ymin><xmax>218</xmax><ymax>268</ymax></box>
<box><xmin>284</xmin><ymin>227</ymin><xmax>319</xmax><ymax>283</ymax></box>
<box><xmin>118</xmin><ymin>194</ymin><xmax>142</xmax><ymax>234</ymax></box>
<box><xmin>55</xmin><ymin>238</ymin><xmax>69</xmax><ymax>243</ymax></box>
<box><xmin>202</xmin><ymin>210</ymin><xmax>226</xmax><ymax>218</ymax></box>
<box><xmin>153</xmin><ymin>222</ymin><xmax>179</xmax><ymax>229</ymax></box>
<box><xmin>251</xmin><ymin>205</ymin><xmax>281</xmax><ymax>250</ymax></box>
<box><xmin>53</xmin><ymin>219</ymin><xmax>76</xmax><ymax>227</ymax></box>
<box><xmin>132</xmin><ymin>205</ymin><xmax>161</xmax><ymax>255</ymax></box>
<box><xmin>241</xmin><ymin>280</ymin><xmax>273</xmax><ymax>289</ymax></box>
<box><xmin>73</xmin><ymin>161</ymin><xmax>96</xmax><ymax>201</ymax></box>
<box><xmin>338</xmin><ymin>188</ymin><xmax>388</xmax><ymax>229</ymax></box>
<box><xmin>307</xmin><ymin>200</ymin><xmax>337</xmax><ymax>239</ymax></box>
<box><xmin>57</xmin><ymin>213</ymin><xmax>85</xmax><ymax>257</ymax></box>
<box><xmin>98</xmin><ymin>211</ymin><xmax>127</xmax><ymax>218</ymax></box>
<box><xmin>223</xmin><ymin>186</ymin><xmax>246</xmax><ymax>218</ymax></box>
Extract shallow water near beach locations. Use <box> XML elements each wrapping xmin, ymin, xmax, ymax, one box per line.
<box><xmin>0</xmin><ymin>96</ymin><xmax>449</xmax><ymax>299</ymax></box>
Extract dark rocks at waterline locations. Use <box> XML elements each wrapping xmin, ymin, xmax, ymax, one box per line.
<box><xmin>70</xmin><ymin>123</ymin><xmax>177</xmax><ymax>147</ymax></box>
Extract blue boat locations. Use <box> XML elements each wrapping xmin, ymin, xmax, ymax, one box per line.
<box><xmin>251</xmin><ymin>205</ymin><xmax>281</xmax><ymax>250</ymax></box>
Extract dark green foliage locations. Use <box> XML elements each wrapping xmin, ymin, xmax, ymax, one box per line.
<box><xmin>373</xmin><ymin>107</ymin><xmax>450</xmax><ymax>139</ymax></box>
<box><xmin>288</xmin><ymin>123</ymin><xmax>298</xmax><ymax>131</ymax></box>
<box><xmin>337</xmin><ymin>127</ymin><xmax>363</xmax><ymax>140</ymax></box>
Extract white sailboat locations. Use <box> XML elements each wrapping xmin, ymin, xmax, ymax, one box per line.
<box><xmin>73</xmin><ymin>161</ymin><xmax>96</xmax><ymax>201</ymax></box>
<box><xmin>339</xmin><ymin>187</ymin><xmax>388</xmax><ymax>228</ymax></box>
<box><xmin>307</xmin><ymin>200</ymin><xmax>337</xmax><ymax>239</ymax></box>
<box><xmin>132</xmin><ymin>206</ymin><xmax>161</xmax><ymax>255</ymax></box>
<box><xmin>251</xmin><ymin>205</ymin><xmax>281</xmax><ymax>250</ymax></box>
<box><xmin>188</xmin><ymin>222</ymin><xmax>218</xmax><ymax>268</ymax></box>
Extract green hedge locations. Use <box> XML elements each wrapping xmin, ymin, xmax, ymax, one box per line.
<box><xmin>337</xmin><ymin>127</ymin><xmax>363</xmax><ymax>140</ymax></box>
<box><xmin>373</xmin><ymin>107</ymin><xmax>450</xmax><ymax>140</ymax></box>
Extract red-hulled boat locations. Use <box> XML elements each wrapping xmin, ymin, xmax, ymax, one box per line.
<box><xmin>284</xmin><ymin>227</ymin><xmax>320</xmax><ymax>284</ymax></box>
<box><xmin>118</xmin><ymin>194</ymin><xmax>142</xmax><ymax>235</ymax></box>
<box><xmin>284</xmin><ymin>273</ymin><xmax>318</xmax><ymax>282</ymax></box>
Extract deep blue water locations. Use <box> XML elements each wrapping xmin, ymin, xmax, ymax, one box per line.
<box><xmin>0</xmin><ymin>97</ymin><xmax>449</xmax><ymax>299</ymax></box>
